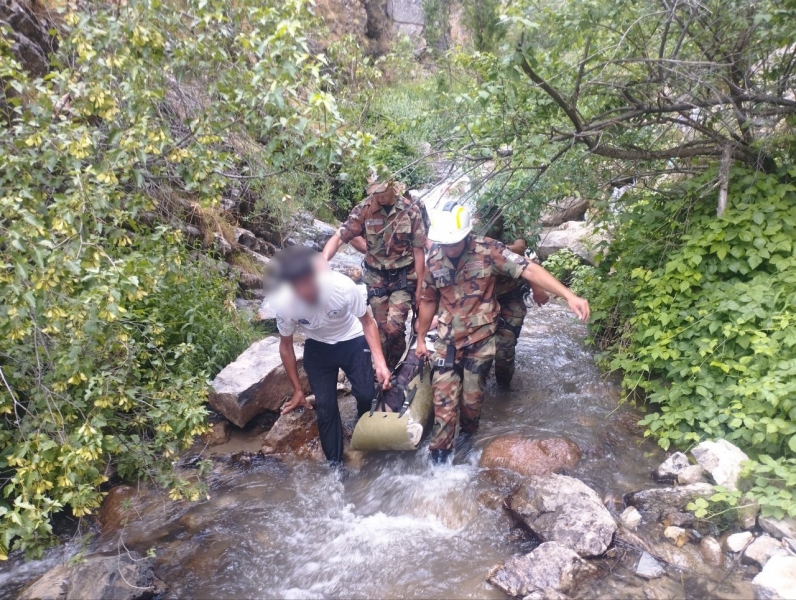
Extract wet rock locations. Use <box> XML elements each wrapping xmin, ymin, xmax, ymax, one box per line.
<box><xmin>535</xmin><ymin>222</ymin><xmax>609</xmax><ymax>265</ymax></box>
<box><xmin>615</xmin><ymin>527</ymin><xmax>713</xmax><ymax>576</ymax></box>
<box><xmin>624</xmin><ymin>483</ymin><xmax>713</xmax><ymax>518</ymax></box>
<box><xmin>642</xmin><ymin>576</ymin><xmax>686</xmax><ymax>600</ymax></box>
<box><xmin>691</xmin><ymin>439</ymin><xmax>749</xmax><ymax>491</ymax></box>
<box><xmin>540</xmin><ymin>197</ymin><xmax>590</xmax><ymax>227</ymax></box>
<box><xmin>738</xmin><ymin>497</ymin><xmax>759</xmax><ymax>530</ymax></box>
<box><xmin>752</xmin><ymin>555</ymin><xmax>796</xmax><ymax>600</ymax></box>
<box><xmin>724</xmin><ymin>531</ymin><xmax>754</xmax><ymax>553</ymax></box>
<box><xmin>759</xmin><ymin>515</ymin><xmax>796</xmax><ymax>541</ymax></box>
<box><xmin>19</xmin><ymin>552</ymin><xmax>166</xmax><ymax>600</ymax></box>
<box><xmin>699</xmin><ymin>536</ymin><xmax>724</xmax><ymax>567</ymax></box>
<box><xmin>654</xmin><ymin>452</ymin><xmax>690</xmax><ymax>483</ymax></box>
<box><xmin>97</xmin><ymin>485</ymin><xmax>139</xmax><ymax>533</ymax></box>
<box><xmin>636</xmin><ymin>552</ymin><xmax>665</xmax><ymax>579</ymax></box>
<box><xmin>479</xmin><ymin>436</ymin><xmax>581</xmax><ymax>478</ymax></box>
<box><xmin>621</xmin><ymin>506</ymin><xmax>642</xmax><ymax>530</ymax></box>
<box><xmin>677</xmin><ymin>465</ymin><xmax>707</xmax><ymax>485</ymax></box>
<box><xmin>743</xmin><ymin>535</ymin><xmax>791</xmax><ymax>568</ymax></box>
<box><xmin>664</xmin><ymin>526</ymin><xmax>688</xmax><ymax>547</ymax></box>
<box><xmin>509</xmin><ymin>474</ymin><xmax>617</xmax><ymax>557</ymax></box>
<box><xmin>662</xmin><ymin>512</ymin><xmax>694</xmax><ymax>528</ymax></box>
<box><xmin>209</xmin><ymin>337</ymin><xmax>311</xmax><ymax>428</ymax></box>
<box><xmin>201</xmin><ymin>420</ymin><xmax>231</xmax><ymax>446</ymax></box>
<box><xmin>261</xmin><ymin>405</ymin><xmax>323</xmax><ymax>460</ymax></box>
<box><xmin>486</xmin><ymin>541</ymin><xmax>596</xmax><ymax>598</ymax></box>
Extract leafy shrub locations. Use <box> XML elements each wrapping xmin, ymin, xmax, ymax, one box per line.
<box><xmin>542</xmin><ymin>249</ymin><xmax>596</xmax><ymax>296</ymax></box>
<box><xmin>586</xmin><ymin>166</ymin><xmax>796</xmax><ymax>519</ymax></box>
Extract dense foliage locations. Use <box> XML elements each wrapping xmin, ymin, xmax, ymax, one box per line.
<box><xmin>586</xmin><ymin>167</ymin><xmax>796</xmax><ymax>519</ymax></box>
<box><xmin>0</xmin><ymin>0</ymin><xmax>363</xmax><ymax>558</ymax></box>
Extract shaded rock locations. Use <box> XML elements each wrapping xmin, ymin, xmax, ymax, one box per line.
<box><xmin>663</xmin><ymin>526</ymin><xmax>688</xmax><ymax>547</ymax></box>
<box><xmin>209</xmin><ymin>337</ymin><xmax>310</xmax><ymax>428</ymax></box>
<box><xmin>20</xmin><ymin>552</ymin><xmax>165</xmax><ymax>600</ymax></box>
<box><xmin>201</xmin><ymin>420</ymin><xmax>231</xmax><ymax>446</ymax></box>
<box><xmin>238</xmin><ymin>270</ymin><xmax>264</xmax><ymax>291</ymax></box>
<box><xmin>540</xmin><ymin>197</ymin><xmax>590</xmax><ymax>227</ymax></box>
<box><xmin>752</xmin><ymin>555</ymin><xmax>796</xmax><ymax>600</ymax></box>
<box><xmin>691</xmin><ymin>439</ymin><xmax>748</xmax><ymax>491</ymax></box>
<box><xmin>621</xmin><ymin>506</ymin><xmax>642</xmax><ymax>530</ymax></box>
<box><xmin>724</xmin><ymin>531</ymin><xmax>753</xmax><ymax>553</ymax></box>
<box><xmin>214</xmin><ymin>232</ymin><xmax>232</xmax><ymax>257</ymax></box>
<box><xmin>486</xmin><ymin>541</ymin><xmax>596</xmax><ymax>598</ymax></box>
<box><xmin>699</xmin><ymin>536</ymin><xmax>724</xmax><ymax>567</ymax></box>
<box><xmin>0</xmin><ymin>0</ymin><xmax>57</xmax><ymax>77</ymax></box>
<box><xmin>677</xmin><ymin>464</ymin><xmax>707</xmax><ymax>485</ymax></box>
<box><xmin>260</xmin><ymin>406</ymin><xmax>323</xmax><ymax>460</ymax></box>
<box><xmin>743</xmin><ymin>535</ymin><xmax>791</xmax><ymax>568</ymax></box>
<box><xmin>509</xmin><ymin>474</ymin><xmax>617</xmax><ymax>557</ymax></box>
<box><xmin>738</xmin><ymin>496</ymin><xmax>759</xmax><ymax>530</ymax></box>
<box><xmin>536</xmin><ymin>222</ymin><xmax>609</xmax><ymax>265</ymax></box>
<box><xmin>654</xmin><ymin>452</ymin><xmax>690</xmax><ymax>483</ymax></box>
<box><xmin>97</xmin><ymin>485</ymin><xmax>139</xmax><ymax>533</ymax></box>
<box><xmin>624</xmin><ymin>483</ymin><xmax>714</xmax><ymax>518</ymax></box>
<box><xmin>642</xmin><ymin>576</ymin><xmax>686</xmax><ymax>600</ymax></box>
<box><xmin>662</xmin><ymin>512</ymin><xmax>694</xmax><ymax>528</ymax></box>
<box><xmin>615</xmin><ymin>527</ymin><xmax>715</xmax><ymax>577</ymax></box>
<box><xmin>479</xmin><ymin>436</ymin><xmax>581</xmax><ymax>478</ymax></box>
<box><xmin>636</xmin><ymin>552</ymin><xmax>665</xmax><ymax>579</ymax></box>
<box><xmin>759</xmin><ymin>515</ymin><xmax>796</xmax><ymax>541</ymax></box>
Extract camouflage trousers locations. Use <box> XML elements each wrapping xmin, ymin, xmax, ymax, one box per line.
<box><xmin>369</xmin><ymin>289</ymin><xmax>413</xmax><ymax>370</ymax></box>
<box><xmin>429</xmin><ymin>335</ymin><xmax>496</xmax><ymax>451</ymax></box>
<box><xmin>495</xmin><ymin>295</ymin><xmax>527</xmax><ymax>386</ymax></box>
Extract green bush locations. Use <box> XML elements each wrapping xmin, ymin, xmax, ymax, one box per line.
<box><xmin>586</xmin><ymin>166</ymin><xmax>796</xmax><ymax>519</ymax></box>
<box><xmin>542</xmin><ymin>249</ymin><xmax>595</xmax><ymax>297</ymax></box>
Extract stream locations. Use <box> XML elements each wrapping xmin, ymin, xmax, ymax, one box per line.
<box><xmin>3</xmin><ymin>302</ymin><xmax>723</xmax><ymax>599</ymax></box>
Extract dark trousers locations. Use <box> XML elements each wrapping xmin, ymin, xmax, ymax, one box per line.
<box><xmin>302</xmin><ymin>335</ymin><xmax>375</xmax><ymax>463</ymax></box>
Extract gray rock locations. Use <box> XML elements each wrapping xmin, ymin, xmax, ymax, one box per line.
<box><xmin>724</xmin><ymin>531</ymin><xmax>754</xmax><ymax>553</ymax></box>
<box><xmin>624</xmin><ymin>483</ymin><xmax>714</xmax><ymax>517</ymax></box>
<box><xmin>536</xmin><ymin>222</ymin><xmax>610</xmax><ymax>265</ymax></box>
<box><xmin>759</xmin><ymin>515</ymin><xmax>796</xmax><ymax>541</ymax></box>
<box><xmin>677</xmin><ymin>465</ymin><xmax>707</xmax><ymax>485</ymax></box>
<box><xmin>486</xmin><ymin>541</ymin><xmax>596</xmax><ymax>598</ymax></box>
<box><xmin>540</xmin><ymin>197</ymin><xmax>590</xmax><ymax>227</ymax></box>
<box><xmin>19</xmin><ymin>552</ymin><xmax>165</xmax><ymax>600</ymax></box>
<box><xmin>654</xmin><ymin>452</ymin><xmax>690</xmax><ymax>482</ymax></box>
<box><xmin>691</xmin><ymin>439</ymin><xmax>749</xmax><ymax>491</ymax></box>
<box><xmin>509</xmin><ymin>474</ymin><xmax>617</xmax><ymax>557</ymax></box>
<box><xmin>699</xmin><ymin>536</ymin><xmax>724</xmax><ymax>567</ymax></box>
<box><xmin>621</xmin><ymin>506</ymin><xmax>642</xmax><ymax>530</ymax></box>
<box><xmin>387</xmin><ymin>0</ymin><xmax>424</xmax><ymax>25</ymax></box>
<box><xmin>738</xmin><ymin>497</ymin><xmax>760</xmax><ymax>529</ymax></box>
<box><xmin>664</xmin><ymin>526</ymin><xmax>688</xmax><ymax>547</ymax></box>
<box><xmin>209</xmin><ymin>338</ymin><xmax>311</xmax><ymax>427</ymax></box>
<box><xmin>752</xmin><ymin>555</ymin><xmax>796</xmax><ymax>600</ymax></box>
<box><xmin>743</xmin><ymin>535</ymin><xmax>791</xmax><ymax>568</ymax></box>
<box><xmin>636</xmin><ymin>552</ymin><xmax>665</xmax><ymax>579</ymax></box>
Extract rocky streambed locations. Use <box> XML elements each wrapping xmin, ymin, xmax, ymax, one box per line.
<box><xmin>4</xmin><ymin>303</ymin><xmax>796</xmax><ymax>600</ymax></box>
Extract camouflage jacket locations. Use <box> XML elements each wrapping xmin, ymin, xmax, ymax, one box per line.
<box><xmin>338</xmin><ymin>195</ymin><xmax>426</xmax><ymax>271</ymax></box>
<box><xmin>421</xmin><ymin>236</ymin><xmax>527</xmax><ymax>348</ymax></box>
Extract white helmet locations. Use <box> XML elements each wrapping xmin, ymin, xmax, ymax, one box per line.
<box><xmin>428</xmin><ymin>202</ymin><xmax>473</xmax><ymax>244</ymax></box>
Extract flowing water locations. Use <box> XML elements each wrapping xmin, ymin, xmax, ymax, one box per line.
<box><xmin>2</xmin><ymin>303</ymin><xmax>689</xmax><ymax>599</ymax></box>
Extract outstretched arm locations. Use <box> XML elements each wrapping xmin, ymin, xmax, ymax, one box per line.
<box><xmin>322</xmin><ymin>234</ymin><xmax>344</xmax><ymax>262</ymax></box>
<box><xmin>521</xmin><ymin>262</ymin><xmax>590</xmax><ymax>322</ymax></box>
<box><xmin>359</xmin><ymin>311</ymin><xmax>391</xmax><ymax>389</ymax></box>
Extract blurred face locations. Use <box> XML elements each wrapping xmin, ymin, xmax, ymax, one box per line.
<box><xmin>373</xmin><ymin>187</ymin><xmax>397</xmax><ymax>207</ymax></box>
<box><xmin>290</xmin><ymin>272</ymin><xmax>320</xmax><ymax>305</ymax></box>
<box><xmin>441</xmin><ymin>239</ymin><xmax>467</xmax><ymax>258</ymax></box>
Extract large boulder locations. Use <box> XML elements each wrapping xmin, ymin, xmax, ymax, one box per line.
<box><xmin>209</xmin><ymin>337</ymin><xmax>311</xmax><ymax>427</ymax></box>
<box><xmin>479</xmin><ymin>436</ymin><xmax>581</xmax><ymax>477</ymax></box>
<box><xmin>535</xmin><ymin>222</ymin><xmax>609</xmax><ymax>265</ymax></box>
<box><xmin>623</xmin><ymin>483</ymin><xmax>714</xmax><ymax>519</ymax></box>
<box><xmin>486</xmin><ymin>541</ymin><xmax>596</xmax><ymax>598</ymax></box>
<box><xmin>752</xmin><ymin>555</ymin><xmax>796</xmax><ymax>600</ymax></box>
<box><xmin>509</xmin><ymin>474</ymin><xmax>617</xmax><ymax>557</ymax></box>
<box><xmin>691</xmin><ymin>439</ymin><xmax>749</xmax><ymax>491</ymax></box>
<box><xmin>97</xmin><ymin>485</ymin><xmax>139</xmax><ymax>533</ymax></box>
<box><xmin>540</xmin><ymin>197</ymin><xmax>590</xmax><ymax>227</ymax></box>
<box><xmin>19</xmin><ymin>552</ymin><xmax>165</xmax><ymax>600</ymax></box>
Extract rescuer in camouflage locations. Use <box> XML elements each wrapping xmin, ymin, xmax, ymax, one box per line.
<box><xmin>323</xmin><ymin>176</ymin><xmax>426</xmax><ymax>369</ymax></box>
<box><xmin>416</xmin><ymin>203</ymin><xmax>591</xmax><ymax>462</ymax></box>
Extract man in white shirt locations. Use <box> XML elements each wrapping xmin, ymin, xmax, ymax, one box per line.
<box><xmin>268</xmin><ymin>246</ymin><xmax>391</xmax><ymax>464</ymax></box>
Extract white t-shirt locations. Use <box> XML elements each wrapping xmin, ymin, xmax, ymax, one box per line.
<box><xmin>268</xmin><ymin>271</ymin><xmax>367</xmax><ymax>344</ymax></box>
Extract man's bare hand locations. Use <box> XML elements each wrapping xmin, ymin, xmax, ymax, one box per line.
<box><xmin>281</xmin><ymin>390</ymin><xmax>312</xmax><ymax>414</ymax></box>
<box><xmin>567</xmin><ymin>296</ymin><xmax>591</xmax><ymax>322</ymax></box>
<box><xmin>415</xmin><ymin>338</ymin><xmax>431</xmax><ymax>359</ymax></box>
<box><xmin>375</xmin><ymin>363</ymin><xmax>392</xmax><ymax>390</ymax></box>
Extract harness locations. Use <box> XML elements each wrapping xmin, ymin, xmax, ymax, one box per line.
<box><xmin>365</xmin><ymin>263</ymin><xmax>416</xmax><ymax>299</ymax></box>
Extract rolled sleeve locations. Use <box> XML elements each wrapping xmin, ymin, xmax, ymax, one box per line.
<box><xmin>420</xmin><ymin>267</ymin><xmax>440</xmax><ymax>302</ymax></box>
<box><xmin>491</xmin><ymin>242</ymin><xmax>527</xmax><ymax>280</ymax></box>
<box><xmin>337</xmin><ymin>203</ymin><xmax>365</xmax><ymax>244</ymax></box>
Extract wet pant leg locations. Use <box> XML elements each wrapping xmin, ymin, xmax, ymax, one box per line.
<box><xmin>339</xmin><ymin>335</ymin><xmax>377</xmax><ymax>418</ymax></box>
<box><xmin>494</xmin><ymin>298</ymin><xmax>526</xmax><ymax>385</ymax></box>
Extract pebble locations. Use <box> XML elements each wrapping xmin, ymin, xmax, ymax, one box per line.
<box><xmin>699</xmin><ymin>536</ymin><xmax>724</xmax><ymax>567</ymax></box>
<box><xmin>664</xmin><ymin>525</ymin><xmax>688</xmax><ymax>547</ymax></box>
<box><xmin>636</xmin><ymin>552</ymin><xmax>665</xmax><ymax>579</ymax></box>
<box><xmin>621</xmin><ymin>506</ymin><xmax>642</xmax><ymax>530</ymax></box>
<box><xmin>723</xmin><ymin>531</ymin><xmax>753</xmax><ymax>553</ymax></box>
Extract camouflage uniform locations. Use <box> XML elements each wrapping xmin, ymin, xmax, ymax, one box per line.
<box><xmin>338</xmin><ymin>194</ymin><xmax>426</xmax><ymax>368</ymax></box>
<box><xmin>421</xmin><ymin>236</ymin><xmax>527</xmax><ymax>451</ymax></box>
<box><xmin>494</xmin><ymin>259</ymin><xmax>530</xmax><ymax>386</ymax></box>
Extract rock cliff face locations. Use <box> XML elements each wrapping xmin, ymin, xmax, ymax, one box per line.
<box><xmin>0</xmin><ymin>0</ymin><xmax>57</xmax><ymax>76</ymax></box>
